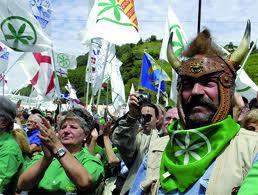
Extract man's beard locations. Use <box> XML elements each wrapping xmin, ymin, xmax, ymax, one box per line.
<box><xmin>183</xmin><ymin>96</ymin><xmax>218</xmax><ymax>129</ymax></box>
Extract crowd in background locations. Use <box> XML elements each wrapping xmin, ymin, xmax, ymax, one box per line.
<box><xmin>0</xmin><ymin>90</ymin><xmax>257</xmax><ymax>194</ymax></box>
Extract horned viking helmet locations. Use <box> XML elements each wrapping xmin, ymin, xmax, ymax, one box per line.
<box><xmin>167</xmin><ymin>20</ymin><xmax>251</xmax><ymax>126</ymax></box>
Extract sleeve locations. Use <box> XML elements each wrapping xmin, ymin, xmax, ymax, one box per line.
<box><xmin>0</xmin><ymin>145</ymin><xmax>23</xmax><ymax>193</ymax></box>
<box><xmin>111</xmin><ymin>114</ymin><xmax>139</xmax><ymax>168</ymax></box>
<box><xmin>238</xmin><ymin>155</ymin><xmax>258</xmax><ymax>195</ymax></box>
<box><xmin>81</xmin><ymin>156</ymin><xmax>104</xmax><ymax>186</ymax></box>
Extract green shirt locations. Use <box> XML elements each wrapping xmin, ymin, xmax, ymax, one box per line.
<box><xmin>27</xmin><ymin>147</ymin><xmax>104</xmax><ymax>192</ymax></box>
<box><xmin>0</xmin><ymin>132</ymin><xmax>24</xmax><ymax>194</ymax></box>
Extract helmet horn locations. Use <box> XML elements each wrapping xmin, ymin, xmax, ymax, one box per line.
<box><xmin>167</xmin><ymin>32</ymin><xmax>182</xmax><ymax>72</ymax></box>
<box><xmin>229</xmin><ymin>20</ymin><xmax>251</xmax><ymax>69</ymax></box>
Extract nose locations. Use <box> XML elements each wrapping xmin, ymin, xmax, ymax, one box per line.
<box><xmin>192</xmin><ymin>82</ymin><xmax>205</xmax><ymax>96</ymax></box>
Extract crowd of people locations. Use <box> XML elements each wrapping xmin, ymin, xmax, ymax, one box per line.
<box><xmin>1</xmin><ymin>23</ymin><xmax>258</xmax><ymax>195</ymax></box>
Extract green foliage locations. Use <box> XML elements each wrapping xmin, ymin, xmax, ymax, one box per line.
<box><xmin>245</xmin><ymin>52</ymin><xmax>258</xmax><ymax>84</ymax></box>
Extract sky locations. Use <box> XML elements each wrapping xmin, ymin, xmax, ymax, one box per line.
<box><xmin>50</xmin><ymin>0</ymin><xmax>258</xmax><ymax>55</ymax></box>
<box><xmin>4</xmin><ymin>0</ymin><xmax>258</xmax><ymax>93</ymax></box>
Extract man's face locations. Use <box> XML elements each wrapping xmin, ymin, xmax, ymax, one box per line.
<box><xmin>26</xmin><ymin>115</ymin><xmax>38</xmax><ymax>131</ymax></box>
<box><xmin>163</xmin><ymin>108</ymin><xmax>179</xmax><ymax>129</ymax></box>
<box><xmin>181</xmin><ymin>77</ymin><xmax>219</xmax><ymax>129</ymax></box>
<box><xmin>140</xmin><ymin>106</ymin><xmax>158</xmax><ymax>132</ymax></box>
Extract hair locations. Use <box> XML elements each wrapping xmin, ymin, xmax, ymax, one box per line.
<box><xmin>183</xmin><ymin>29</ymin><xmax>223</xmax><ymax>58</ymax></box>
<box><xmin>249</xmin><ymin>98</ymin><xmax>258</xmax><ymax>110</ymax></box>
<box><xmin>141</xmin><ymin>102</ymin><xmax>159</xmax><ymax>118</ymax></box>
<box><xmin>241</xmin><ymin>109</ymin><xmax>258</xmax><ymax>131</ymax></box>
<box><xmin>71</xmin><ymin>108</ymin><xmax>99</xmax><ymax>132</ymax></box>
<box><xmin>58</xmin><ymin>111</ymin><xmax>91</xmax><ymax>136</ymax></box>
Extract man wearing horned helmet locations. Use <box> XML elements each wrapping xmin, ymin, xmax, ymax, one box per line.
<box><xmin>158</xmin><ymin>20</ymin><xmax>258</xmax><ymax>194</ymax></box>
<box><xmin>129</xmin><ymin>21</ymin><xmax>258</xmax><ymax>195</ymax></box>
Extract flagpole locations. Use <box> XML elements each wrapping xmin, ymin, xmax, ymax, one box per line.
<box><xmin>85</xmin><ymin>39</ymin><xmax>93</xmax><ymax>108</ymax></box>
<box><xmin>156</xmin><ymin>60</ymin><xmax>164</xmax><ymax>104</ymax></box>
<box><xmin>106</xmin><ymin>80</ymin><xmax>109</xmax><ymax>106</ymax></box>
<box><xmin>96</xmin><ymin>42</ymin><xmax>110</xmax><ymax>110</ymax></box>
<box><xmin>235</xmin><ymin>39</ymin><xmax>257</xmax><ymax>81</ymax></box>
<box><xmin>197</xmin><ymin>0</ymin><xmax>202</xmax><ymax>33</ymax></box>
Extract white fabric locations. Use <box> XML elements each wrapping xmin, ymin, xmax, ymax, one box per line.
<box><xmin>0</xmin><ymin>0</ymin><xmax>52</xmax><ymax>52</ymax></box>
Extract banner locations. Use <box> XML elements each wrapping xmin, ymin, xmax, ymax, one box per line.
<box><xmin>16</xmin><ymin>50</ymin><xmax>55</xmax><ymax>98</ymax></box>
<box><xmin>53</xmin><ymin>51</ymin><xmax>77</xmax><ymax>77</ymax></box>
<box><xmin>79</xmin><ymin>0</ymin><xmax>140</xmax><ymax>46</ymax></box>
<box><xmin>85</xmin><ymin>38</ymin><xmax>115</xmax><ymax>95</ymax></box>
<box><xmin>159</xmin><ymin>0</ymin><xmax>187</xmax><ymax>102</ymax></box>
<box><xmin>0</xmin><ymin>0</ymin><xmax>52</xmax><ymax>51</ymax></box>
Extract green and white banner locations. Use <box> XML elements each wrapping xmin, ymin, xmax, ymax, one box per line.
<box><xmin>53</xmin><ymin>52</ymin><xmax>77</xmax><ymax>77</ymax></box>
<box><xmin>0</xmin><ymin>0</ymin><xmax>52</xmax><ymax>52</ymax></box>
<box><xmin>79</xmin><ymin>0</ymin><xmax>140</xmax><ymax>46</ymax></box>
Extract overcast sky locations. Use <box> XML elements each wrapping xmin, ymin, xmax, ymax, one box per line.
<box><xmin>51</xmin><ymin>0</ymin><xmax>258</xmax><ymax>55</ymax></box>
<box><xmin>5</xmin><ymin>0</ymin><xmax>258</xmax><ymax>93</ymax></box>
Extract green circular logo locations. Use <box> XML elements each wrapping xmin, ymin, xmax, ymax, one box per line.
<box><xmin>57</xmin><ymin>53</ymin><xmax>70</xmax><ymax>68</ymax></box>
<box><xmin>0</xmin><ymin>16</ymin><xmax>37</xmax><ymax>51</ymax></box>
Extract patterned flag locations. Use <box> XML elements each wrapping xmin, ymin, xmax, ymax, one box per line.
<box><xmin>16</xmin><ymin>51</ymin><xmax>55</xmax><ymax>98</ymax></box>
<box><xmin>85</xmin><ymin>38</ymin><xmax>115</xmax><ymax>95</ymax></box>
<box><xmin>79</xmin><ymin>0</ymin><xmax>140</xmax><ymax>46</ymax></box>
<box><xmin>53</xmin><ymin>51</ymin><xmax>77</xmax><ymax>77</ymax></box>
<box><xmin>29</xmin><ymin>0</ymin><xmax>52</xmax><ymax>30</ymax></box>
<box><xmin>159</xmin><ymin>1</ymin><xmax>187</xmax><ymax>103</ymax></box>
<box><xmin>141</xmin><ymin>52</ymin><xmax>170</xmax><ymax>93</ymax></box>
<box><xmin>0</xmin><ymin>0</ymin><xmax>52</xmax><ymax>52</ymax></box>
<box><xmin>0</xmin><ymin>42</ymin><xmax>10</xmax><ymax>74</ymax></box>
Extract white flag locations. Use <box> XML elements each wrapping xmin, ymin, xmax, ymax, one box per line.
<box><xmin>215</xmin><ymin>43</ymin><xmax>258</xmax><ymax>101</ymax></box>
<box><xmin>236</xmin><ymin>70</ymin><xmax>258</xmax><ymax>101</ymax></box>
<box><xmin>0</xmin><ymin>42</ymin><xmax>10</xmax><ymax>73</ymax></box>
<box><xmin>85</xmin><ymin>38</ymin><xmax>115</xmax><ymax>95</ymax></box>
<box><xmin>125</xmin><ymin>83</ymin><xmax>135</xmax><ymax>112</ymax></box>
<box><xmin>159</xmin><ymin>1</ymin><xmax>187</xmax><ymax>103</ymax></box>
<box><xmin>107</xmin><ymin>57</ymin><xmax>126</xmax><ymax>112</ymax></box>
<box><xmin>65</xmin><ymin>80</ymin><xmax>78</xmax><ymax>100</ymax></box>
<box><xmin>79</xmin><ymin>0</ymin><xmax>140</xmax><ymax>46</ymax></box>
<box><xmin>0</xmin><ymin>0</ymin><xmax>52</xmax><ymax>52</ymax></box>
<box><xmin>53</xmin><ymin>51</ymin><xmax>77</xmax><ymax>77</ymax></box>
<box><xmin>17</xmin><ymin>50</ymin><xmax>55</xmax><ymax>99</ymax></box>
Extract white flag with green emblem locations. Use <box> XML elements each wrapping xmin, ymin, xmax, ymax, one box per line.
<box><xmin>79</xmin><ymin>0</ymin><xmax>140</xmax><ymax>46</ymax></box>
<box><xmin>53</xmin><ymin>51</ymin><xmax>77</xmax><ymax>77</ymax></box>
<box><xmin>159</xmin><ymin>0</ymin><xmax>187</xmax><ymax>103</ymax></box>
<box><xmin>0</xmin><ymin>0</ymin><xmax>52</xmax><ymax>52</ymax></box>
<box><xmin>215</xmin><ymin>44</ymin><xmax>258</xmax><ymax>101</ymax></box>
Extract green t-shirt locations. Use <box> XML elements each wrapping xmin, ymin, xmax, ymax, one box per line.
<box><xmin>26</xmin><ymin>147</ymin><xmax>104</xmax><ymax>192</ymax></box>
<box><xmin>0</xmin><ymin>132</ymin><xmax>24</xmax><ymax>194</ymax></box>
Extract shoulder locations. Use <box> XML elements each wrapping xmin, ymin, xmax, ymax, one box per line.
<box><xmin>77</xmin><ymin>148</ymin><xmax>104</xmax><ymax>165</ymax></box>
<box><xmin>233</xmin><ymin>128</ymin><xmax>258</xmax><ymax>143</ymax></box>
<box><xmin>0</xmin><ymin>132</ymin><xmax>22</xmax><ymax>152</ymax></box>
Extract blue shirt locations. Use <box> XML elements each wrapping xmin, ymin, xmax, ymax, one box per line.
<box><xmin>26</xmin><ymin>129</ymin><xmax>41</xmax><ymax>146</ymax></box>
<box><xmin>129</xmin><ymin>154</ymin><xmax>214</xmax><ymax>195</ymax></box>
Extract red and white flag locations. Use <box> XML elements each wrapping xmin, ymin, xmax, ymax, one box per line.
<box><xmin>16</xmin><ymin>51</ymin><xmax>55</xmax><ymax>98</ymax></box>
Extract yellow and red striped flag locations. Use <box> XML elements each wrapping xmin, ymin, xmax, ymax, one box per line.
<box><xmin>118</xmin><ymin>0</ymin><xmax>138</xmax><ymax>31</ymax></box>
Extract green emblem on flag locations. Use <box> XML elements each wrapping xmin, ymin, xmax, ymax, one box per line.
<box><xmin>57</xmin><ymin>53</ymin><xmax>70</xmax><ymax>68</ymax></box>
<box><xmin>170</xmin><ymin>24</ymin><xmax>185</xmax><ymax>56</ymax></box>
<box><xmin>172</xmin><ymin>129</ymin><xmax>211</xmax><ymax>165</ymax></box>
<box><xmin>236</xmin><ymin>86</ymin><xmax>251</xmax><ymax>92</ymax></box>
<box><xmin>97</xmin><ymin>0</ymin><xmax>133</xmax><ymax>27</ymax></box>
<box><xmin>0</xmin><ymin>16</ymin><xmax>37</xmax><ymax>51</ymax></box>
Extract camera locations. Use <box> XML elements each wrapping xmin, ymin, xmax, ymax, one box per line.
<box><xmin>136</xmin><ymin>91</ymin><xmax>151</xmax><ymax>106</ymax></box>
